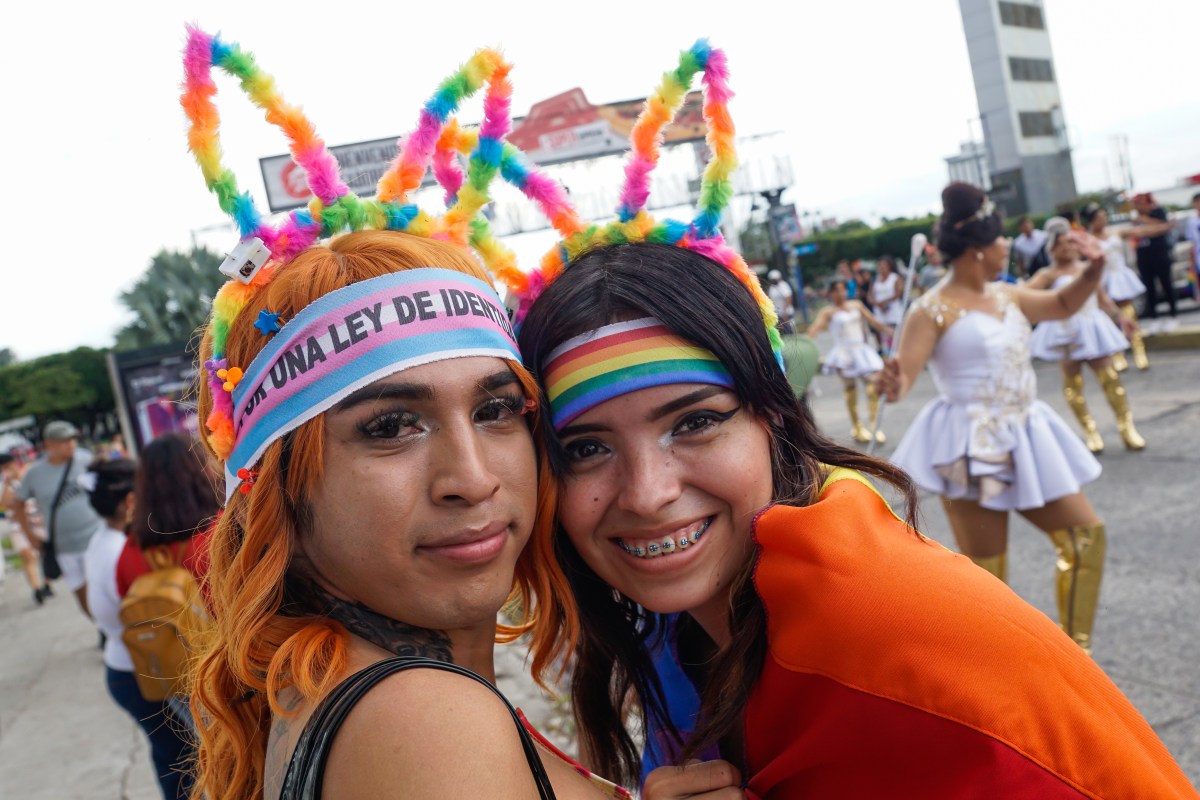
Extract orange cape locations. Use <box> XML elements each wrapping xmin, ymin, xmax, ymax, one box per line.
<box><xmin>743</xmin><ymin>469</ymin><xmax>1195</xmax><ymax>799</ymax></box>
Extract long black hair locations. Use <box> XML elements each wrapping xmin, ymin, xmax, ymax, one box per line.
<box><xmin>87</xmin><ymin>458</ymin><xmax>137</xmax><ymax>521</ymax></box>
<box><xmin>518</xmin><ymin>242</ymin><xmax>919</xmax><ymax>785</ymax></box>
<box><xmin>130</xmin><ymin>432</ymin><xmax>220</xmax><ymax>548</ymax></box>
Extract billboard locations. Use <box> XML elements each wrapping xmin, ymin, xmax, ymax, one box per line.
<box><xmin>106</xmin><ymin>344</ymin><xmax>201</xmax><ymax>457</ymax></box>
<box><xmin>259</xmin><ymin>90</ymin><xmax>707</xmax><ymax>213</ymax></box>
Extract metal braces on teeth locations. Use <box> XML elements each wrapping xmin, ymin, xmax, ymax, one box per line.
<box><xmin>618</xmin><ymin>518</ymin><xmax>711</xmax><ymax>558</ymax></box>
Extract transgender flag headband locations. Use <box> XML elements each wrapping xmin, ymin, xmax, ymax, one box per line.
<box><xmin>182</xmin><ymin>27</ymin><xmax>524</xmax><ymax>498</ymax></box>
<box><xmin>473</xmin><ymin>40</ymin><xmax>782</xmax><ymax>362</ymax></box>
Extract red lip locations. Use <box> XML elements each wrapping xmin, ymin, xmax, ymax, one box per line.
<box><xmin>418</xmin><ymin>520</ymin><xmax>511</xmax><ymax>565</ymax></box>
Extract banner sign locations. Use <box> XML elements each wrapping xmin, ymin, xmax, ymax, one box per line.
<box><xmin>259</xmin><ymin>90</ymin><xmax>707</xmax><ymax>213</ymax></box>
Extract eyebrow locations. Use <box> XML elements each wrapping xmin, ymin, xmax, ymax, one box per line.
<box><xmin>648</xmin><ymin>385</ymin><xmax>728</xmax><ymax>421</ymax></box>
<box><xmin>333</xmin><ymin>369</ymin><xmax>520</xmax><ymax>413</ymax></box>
<box><xmin>479</xmin><ymin>369</ymin><xmax>520</xmax><ymax>393</ymax></box>
<box><xmin>334</xmin><ymin>381</ymin><xmax>434</xmax><ymax>412</ymax></box>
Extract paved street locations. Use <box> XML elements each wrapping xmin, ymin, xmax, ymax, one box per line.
<box><xmin>0</xmin><ymin>343</ymin><xmax>1196</xmax><ymax>796</ymax></box>
<box><xmin>806</xmin><ymin>337</ymin><xmax>1200</xmax><ymax>783</ymax></box>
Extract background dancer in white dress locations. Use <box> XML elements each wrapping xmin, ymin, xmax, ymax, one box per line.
<box><xmin>807</xmin><ymin>279</ymin><xmax>893</xmax><ymax>444</ymax></box>
<box><xmin>1081</xmin><ymin>203</ymin><xmax>1149</xmax><ymax>371</ymax></box>
<box><xmin>1028</xmin><ymin>217</ymin><xmax>1145</xmax><ymax>454</ymax></box>
<box><xmin>871</xmin><ymin>255</ymin><xmax>904</xmax><ymax>351</ymax></box>
<box><xmin>879</xmin><ymin>183</ymin><xmax>1110</xmax><ymax>654</ymax></box>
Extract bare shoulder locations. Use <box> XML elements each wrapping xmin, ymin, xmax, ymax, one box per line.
<box><xmin>320</xmin><ymin>668</ymin><xmax>544</xmax><ymax>800</ymax></box>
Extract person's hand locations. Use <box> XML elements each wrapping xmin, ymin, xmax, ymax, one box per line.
<box><xmin>642</xmin><ymin>759</ymin><xmax>745</xmax><ymax>800</ymax></box>
<box><xmin>877</xmin><ymin>357</ymin><xmax>902</xmax><ymax>402</ymax></box>
<box><xmin>1118</xmin><ymin>315</ymin><xmax>1136</xmax><ymax>341</ymax></box>
<box><xmin>1080</xmin><ymin>250</ymin><xmax>1106</xmax><ymax>283</ymax></box>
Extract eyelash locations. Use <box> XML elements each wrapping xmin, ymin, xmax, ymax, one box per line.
<box><xmin>562</xmin><ymin>405</ymin><xmax>741</xmax><ymax>463</ymax></box>
<box><xmin>356</xmin><ymin>393</ymin><xmax>528</xmax><ymax>440</ymax></box>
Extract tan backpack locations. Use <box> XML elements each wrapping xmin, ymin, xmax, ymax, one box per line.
<box><xmin>119</xmin><ymin>545</ymin><xmax>211</xmax><ymax>701</ymax></box>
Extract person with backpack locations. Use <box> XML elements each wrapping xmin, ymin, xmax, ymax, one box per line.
<box><xmin>115</xmin><ymin>433</ymin><xmax>218</xmax><ymax>709</ymax></box>
<box><xmin>83</xmin><ymin>457</ymin><xmax>196</xmax><ymax>800</ymax></box>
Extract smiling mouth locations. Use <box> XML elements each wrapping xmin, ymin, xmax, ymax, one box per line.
<box><xmin>615</xmin><ymin>516</ymin><xmax>714</xmax><ymax>559</ymax></box>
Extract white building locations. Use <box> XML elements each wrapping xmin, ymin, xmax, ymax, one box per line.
<box><xmin>945</xmin><ymin>141</ymin><xmax>992</xmax><ymax>191</ymax></box>
<box><xmin>956</xmin><ymin>0</ymin><xmax>1078</xmax><ymax>214</ymax></box>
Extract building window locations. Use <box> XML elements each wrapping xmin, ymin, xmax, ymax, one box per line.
<box><xmin>1019</xmin><ymin>111</ymin><xmax>1056</xmax><ymax>138</ymax></box>
<box><xmin>1010</xmin><ymin>57</ymin><xmax>1055</xmax><ymax>82</ymax></box>
<box><xmin>999</xmin><ymin>1</ymin><xmax>1046</xmax><ymax>29</ymax></box>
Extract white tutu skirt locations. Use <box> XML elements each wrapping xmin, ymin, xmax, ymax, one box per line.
<box><xmin>1104</xmin><ymin>264</ymin><xmax>1146</xmax><ymax>303</ymax></box>
<box><xmin>892</xmin><ymin>399</ymin><xmax>1101</xmax><ymax>511</ymax></box>
<box><xmin>1029</xmin><ymin>309</ymin><xmax>1128</xmax><ymax>361</ymax></box>
<box><xmin>822</xmin><ymin>344</ymin><xmax>883</xmax><ymax>378</ymax></box>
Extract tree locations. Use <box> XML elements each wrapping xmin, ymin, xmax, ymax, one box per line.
<box><xmin>116</xmin><ymin>247</ymin><xmax>225</xmax><ymax>350</ymax></box>
<box><xmin>0</xmin><ymin>348</ymin><xmax>15</xmax><ymax>367</ymax></box>
<box><xmin>0</xmin><ymin>347</ymin><xmax>115</xmax><ymax>438</ymax></box>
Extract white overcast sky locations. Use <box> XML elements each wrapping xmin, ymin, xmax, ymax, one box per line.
<box><xmin>3</xmin><ymin>0</ymin><xmax>1197</xmax><ymax>358</ymax></box>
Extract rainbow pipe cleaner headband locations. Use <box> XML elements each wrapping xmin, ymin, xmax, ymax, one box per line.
<box><xmin>183</xmin><ymin>26</ymin><xmax>523</xmax><ymax>492</ymax></box>
<box><xmin>222</xmin><ymin>269</ymin><xmax>517</xmax><ymax>501</ymax></box>
<box><xmin>477</xmin><ymin>40</ymin><xmax>781</xmax><ymax>360</ymax></box>
<box><xmin>543</xmin><ymin>318</ymin><xmax>734</xmax><ymax>432</ymax></box>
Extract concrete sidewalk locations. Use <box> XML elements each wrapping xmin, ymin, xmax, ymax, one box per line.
<box><xmin>0</xmin><ymin>558</ymin><xmax>570</xmax><ymax>799</ymax></box>
<box><xmin>0</xmin><ymin>573</ymin><xmax>161</xmax><ymax>799</ymax></box>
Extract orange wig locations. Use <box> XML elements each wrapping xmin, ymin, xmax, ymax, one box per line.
<box><xmin>189</xmin><ymin>229</ymin><xmax>578</xmax><ymax>800</ymax></box>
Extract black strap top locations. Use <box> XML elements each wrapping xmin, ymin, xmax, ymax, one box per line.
<box><xmin>278</xmin><ymin>656</ymin><xmax>557</xmax><ymax>799</ymax></box>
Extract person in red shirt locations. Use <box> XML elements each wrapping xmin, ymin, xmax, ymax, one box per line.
<box><xmin>115</xmin><ymin>432</ymin><xmax>218</xmax><ymax>600</ymax></box>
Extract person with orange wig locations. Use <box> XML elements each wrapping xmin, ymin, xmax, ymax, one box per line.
<box><xmin>178</xmin><ymin>26</ymin><xmax>677</xmax><ymax>800</ymax></box>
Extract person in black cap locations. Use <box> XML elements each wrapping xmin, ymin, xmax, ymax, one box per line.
<box><xmin>9</xmin><ymin>421</ymin><xmax>102</xmax><ymax>615</ymax></box>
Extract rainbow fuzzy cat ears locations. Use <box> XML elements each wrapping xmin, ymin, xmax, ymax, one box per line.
<box><xmin>485</xmin><ymin>39</ymin><xmax>781</xmax><ymax>356</ymax></box>
<box><xmin>182</xmin><ymin>26</ymin><xmax>518</xmax><ymax>460</ymax></box>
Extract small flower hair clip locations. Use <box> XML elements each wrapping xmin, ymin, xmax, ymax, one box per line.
<box><xmin>953</xmin><ymin>198</ymin><xmax>996</xmax><ymax>230</ymax></box>
<box><xmin>217</xmin><ymin>367</ymin><xmax>243</xmax><ymax>393</ymax></box>
<box><xmin>253</xmin><ymin>309</ymin><xmax>283</xmax><ymax>336</ymax></box>
<box><xmin>236</xmin><ymin>467</ymin><xmax>258</xmax><ymax>495</ymax></box>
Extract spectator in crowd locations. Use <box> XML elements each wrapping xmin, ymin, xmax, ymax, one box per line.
<box><xmin>10</xmin><ymin>421</ymin><xmax>101</xmax><ymax>616</ymax></box>
<box><xmin>115</xmin><ymin>433</ymin><xmax>218</xmax><ymax>609</ymax></box>
<box><xmin>84</xmin><ymin>457</ymin><xmax>195</xmax><ymax>800</ymax></box>
<box><xmin>855</xmin><ymin>261</ymin><xmax>874</xmax><ymax>312</ymax></box>
<box><xmin>0</xmin><ymin>453</ymin><xmax>52</xmax><ymax>605</ymax></box>
<box><xmin>835</xmin><ymin>259</ymin><xmax>858</xmax><ymax>298</ymax></box>
<box><xmin>767</xmin><ymin>269</ymin><xmax>796</xmax><ymax>334</ymax></box>
<box><xmin>1013</xmin><ymin>216</ymin><xmax>1049</xmax><ymax>277</ymax></box>
<box><xmin>1184</xmin><ymin>192</ymin><xmax>1200</xmax><ymax>298</ymax></box>
<box><xmin>916</xmin><ymin>245</ymin><xmax>948</xmax><ymax>294</ymax></box>
<box><xmin>1131</xmin><ymin>192</ymin><xmax>1179</xmax><ymax>330</ymax></box>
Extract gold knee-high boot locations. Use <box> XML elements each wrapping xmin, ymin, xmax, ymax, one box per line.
<box><xmin>1062</xmin><ymin>373</ymin><xmax>1103</xmax><ymax>453</ymax></box>
<box><xmin>845</xmin><ymin>384</ymin><xmax>870</xmax><ymax>443</ymax></box>
<box><xmin>1047</xmin><ymin>522</ymin><xmax>1106</xmax><ymax>655</ymax></box>
<box><xmin>1120</xmin><ymin>304</ymin><xmax>1150</xmax><ymax>370</ymax></box>
<box><xmin>1096</xmin><ymin>365</ymin><xmax>1146</xmax><ymax>450</ymax></box>
<box><xmin>1111</xmin><ymin>351</ymin><xmax>1129</xmax><ymax>372</ymax></box>
<box><xmin>969</xmin><ymin>553</ymin><xmax>1008</xmax><ymax>583</ymax></box>
<box><xmin>865</xmin><ymin>381</ymin><xmax>886</xmax><ymax>444</ymax></box>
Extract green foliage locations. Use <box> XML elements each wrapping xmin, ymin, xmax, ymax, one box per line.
<box><xmin>793</xmin><ymin>215</ymin><xmax>940</xmax><ymax>285</ymax></box>
<box><xmin>0</xmin><ymin>348</ymin><xmax>15</xmax><ymax>367</ymax></box>
<box><xmin>738</xmin><ymin>220</ymin><xmax>776</xmax><ymax>265</ymax></box>
<box><xmin>0</xmin><ymin>347</ymin><xmax>115</xmax><ymax>435</ymax></box>
<box><xmin>116</xmin><ymin>247</ymin><xmax>224</xmax><ymax>351</ymax></box>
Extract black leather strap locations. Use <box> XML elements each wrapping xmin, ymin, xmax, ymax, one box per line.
<box><xmin>279</xmin><ymin>656</ymin><xmax>556</xmax><ymax>799</ymax></box>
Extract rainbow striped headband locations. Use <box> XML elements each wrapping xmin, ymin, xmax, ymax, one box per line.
<box><xmin>543</xmin><ymin>318</ymin><xmax>733</xmax><ymax>432</ymax></box>
<box><xmin>220</xmin><ymin>269</ymin><xmax>518</xmax><ymax>500</ymax></box>
<box><xmin>479</xmin><ymin>40</ymin><xmax>781</xmax><ymax>362</ymax></box>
